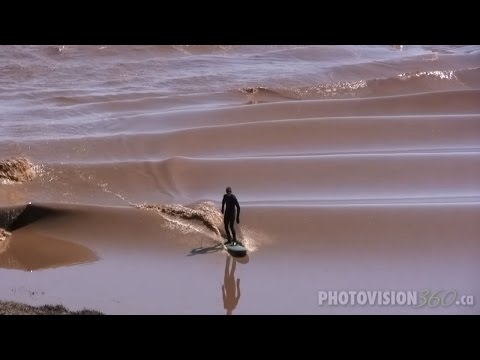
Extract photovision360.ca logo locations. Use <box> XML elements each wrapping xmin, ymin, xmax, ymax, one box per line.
<box><xmin>318</xmin><ymin>289</ymin><xmax>475</xmax><ymax>308</ymax></box>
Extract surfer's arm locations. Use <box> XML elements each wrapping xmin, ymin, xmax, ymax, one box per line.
<box><xmin>235</xmin><ymin>197</ymin><xmax>240</xmax><ymax>221</ymax></box>
<box><xmin>221</xmin><ymin>195</ymin><xmax>226</xmax><ymax>214</ymax></box>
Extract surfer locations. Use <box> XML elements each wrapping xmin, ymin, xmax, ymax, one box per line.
<box><xmin>221</xmin><ymin>186</ymin><xmax>240</xmax><ymax>245</ymax></box>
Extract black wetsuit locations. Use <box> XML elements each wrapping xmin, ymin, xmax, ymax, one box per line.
<box><xmin>222</xmin><ymin>193</ymin><xmax>240</xmax><ymax>241</ymax></box>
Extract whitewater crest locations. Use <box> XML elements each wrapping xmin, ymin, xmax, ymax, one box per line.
<box><xmin>135</xmin><ymin>201</ymin><xmax>223</xmax><ymax>236</ymax></box>
<box><xmin>135</xmin><ymin>201</ymin><xmax>263</xmax><ymax>252</ymax></box>
<box><xmin>0</xmin><ymin>158</ymin><xmax>38</xmax><ymax>184</ymax></box>
<box><xmin>0</xmin><ymin>229</ymin><xmax>11</xmax><ymax>252</ymax></box>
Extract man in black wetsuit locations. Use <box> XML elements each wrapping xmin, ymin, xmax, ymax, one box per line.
<box><xmin>222</xmin><ymin>186</ymin><xmax>240</xmax><ymax>245</ymax></box>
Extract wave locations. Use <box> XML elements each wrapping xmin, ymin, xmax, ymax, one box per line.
<box><xmin>16</xmin><ymin>150</ymin><xmax>477</xmax><ymax>208</ymax></box>
<box><xmin>4</xmin><ymin>89</ymin><xmax>479</xmax><ymax>143</ymax></box>
<box><xmin>11</xmin><ymin>114</ymin><xmax>479</xmax><ymax>165</ymax></box>
<box><xmin>2</xmin><ymin>46</ymin><xmax>480</xmax><ymax>103</ymax></box>
<box><xmin>237</xmin><ymin>68</ymin><xmax>480</xmax><ymax>100</ymax></box>
<box><xmin>0</xmin><ymin>201</ymin><xmax>265</xmax><ymax>258</ymax></box>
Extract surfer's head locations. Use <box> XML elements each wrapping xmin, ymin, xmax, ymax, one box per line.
<box><xmin>226</xmin><ymin>186</ymin><xmax>232</xmax><ymax>194</ymax></box>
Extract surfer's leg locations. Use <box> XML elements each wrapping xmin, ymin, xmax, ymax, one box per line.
<box><xmin>229</xmin><ymin>216</ymin><xmax>236</xmax><ymax>242</ymax></box>
<box><xmin>224</xmin><ymin>216</ymin><xmax>231</xmax><ymax>241</ymax></box>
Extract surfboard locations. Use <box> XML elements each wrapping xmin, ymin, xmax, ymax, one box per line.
<box><xmin>223</xmin><ymin>242</ymin><xmax>248</xmax><ymax>257</ymax></box>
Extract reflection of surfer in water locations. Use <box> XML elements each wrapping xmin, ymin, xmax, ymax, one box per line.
<box><xmin>222</xmin><ymin>256</ymin><xmax>241</xmax><ymax>315</ymax></box>
<box><xmin>222</xmin><ymin>186</ymin><xmax>240</xmax><ymax>245</ymax></box>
